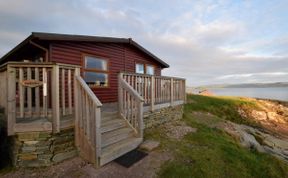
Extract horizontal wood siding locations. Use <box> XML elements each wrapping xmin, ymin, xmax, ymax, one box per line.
<box><xmin>50</xmin><ymin>42</ymin><xmax>163</xmax><ymax>103</ymax></box>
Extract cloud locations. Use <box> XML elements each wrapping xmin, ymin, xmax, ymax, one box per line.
<box><xmin>0</xmin><ymin>0</ymin><xmax>287</xmax><ymax>86</ymax></box>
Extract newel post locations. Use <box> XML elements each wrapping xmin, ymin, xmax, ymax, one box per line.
<box><xmin>170</xmin><ymin>78</ymin><xmax>174</xmax><ymax>106</ymax></box>
<box><xmin>150</xmin><ymin>76</ymin><xmax>155</xmax><ymax>111</ymax></box>
<box><xmin>74</xmin><ymin>67</ymin><xmax>80</xmax><ymax>147</ymax></box>
<box><xmin>118</xmin><ymin>73</ymin><xmax>124</xmax><ymax>115</ymax></box>
<box><xmin>138</xmin><ymin>100</ymin><xmax>144</xmax><ymax>138</ymax></box>
<box><xmin>7</xmin><ymin>66</ymin><xmax>16</xmax><ymax>136</ymax></box>
<box><xmin>52</xmin><ymin>64</ymin><xmax>60</xmax><ymax>133</ymax></box>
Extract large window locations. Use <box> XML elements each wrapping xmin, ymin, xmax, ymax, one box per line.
<box><xmin>146</xmin><ymin>65</ymin><xmax>154</xmax><ymax>75</ymax></box>
<box><xmin>136</xmin><ymin>63</ymin><xmax>144</xmax><ymax>74</ymax></box>
<box><xmin>135</xmin><ymin>63</ymin><xmax>155</xmax><ymax>75</ymax></box>
<box><xmin>83</xmin><ymin>55</ymin><xmax>109</xmax><ymax>87</ymax></box>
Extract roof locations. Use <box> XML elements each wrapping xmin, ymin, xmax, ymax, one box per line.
<box><xmin>0</xmin><ymin>32</ymin><xmax>169</xmax><ymax>68</ymax></box>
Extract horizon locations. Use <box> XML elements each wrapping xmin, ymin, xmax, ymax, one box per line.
<box><xmin>1</xmin><ymin>0</ymin><xmax>288</xmax><ymax>86</ymax></box>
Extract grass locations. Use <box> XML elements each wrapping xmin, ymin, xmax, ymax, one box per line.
<box><xmin>146</xmin><ymin>94</ymin><xmax>288</xmax><ymax>178</ymax></box>
<box><xmin>186</xmin><ymin>94</ymin><xmax>260</xmax><ymax>126</ymax></box>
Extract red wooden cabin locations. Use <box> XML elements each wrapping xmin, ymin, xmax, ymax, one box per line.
<box><xmin>0</xmin><ymin>32</ymin><xmax>185</xmax><ymax>167</ymax></box>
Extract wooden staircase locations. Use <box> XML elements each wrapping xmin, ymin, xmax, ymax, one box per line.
<box><xmin>100</xmin><ymin>110</ymin><xmax>142</xmax><ymax>166</ymax></box>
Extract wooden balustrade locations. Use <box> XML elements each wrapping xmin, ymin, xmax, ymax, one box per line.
<box><xmin>118</xmin><ymin>73</ymin><xmax>144</xmax><ymax>138</ymax></box>
<box><xmin>0</xmin><ymin>62</ymin><xmax>80</xmax><ymax>135</ymax></box>
<box><xmin>122</xmin><ymin>73</ymin><xmax>186</xmax><ymax>111</ymax></box>
<box><xmin>74</xmin><ymin>75</ymin><xmax>102</xmax><ymax>165</ymax></box>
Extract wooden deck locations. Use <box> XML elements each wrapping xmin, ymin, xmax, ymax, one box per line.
<box><xmin>0</xmin><ymin>62</ymin><xmax>186</xmax><ymax>167</ymax></box>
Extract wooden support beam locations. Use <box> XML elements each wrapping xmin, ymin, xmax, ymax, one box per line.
<box><xmin>150</xmin><ymin>76</ymin><xmax>155</xmax><ymax>111</ymax></box>
<box><xmin>19</xmin><ymin>68</ymin><xmax>24</xmax><ymax>118</ymax></box>
<box><xmin>7</xmin><ymin>66</ymin><xmax>16</xmax><ymax>136</ymax></box>
<box><xmin>52</xmin><ymin>65</ymin><xmax>60</xmax><ymax>133</ymax></box>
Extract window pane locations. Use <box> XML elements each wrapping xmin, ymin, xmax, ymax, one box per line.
<box><xmin>136</xmin><ymin>64</ymin><xmax>144</xmax><ymax>74</ymax></box>
<box><xmin>85</xmin><ymin>56</ymin><xmax>107</xmax><ymax>71</ymax></box>
<box><xmin>84</xmin><ymin>72</ymin><xmax>108</xmax><ymax>87</ymax></box>
<box><xmin>146</xmin><ymin>65</ymin><xmax>154</xmax><ymax>75</ymax></box>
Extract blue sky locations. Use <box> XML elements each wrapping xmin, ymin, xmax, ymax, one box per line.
<box><xmin>0</xmin><ymin>0</ymin><xmax>288</xmax><ymax>86</ymax></box>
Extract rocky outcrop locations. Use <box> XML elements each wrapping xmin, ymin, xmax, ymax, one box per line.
<box><xmin>218</xmin><ymin>121</ymin><xmax>288</xmax><ymax>162</ymax></box>
<box><xmin>238</xmin><ymin>99</ymin><xmax>288</xmax><ymax>137</ymax></box>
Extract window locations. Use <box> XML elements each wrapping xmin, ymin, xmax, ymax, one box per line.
<box><xmin>83</xmin><ymin>55</ymin><xmax>109</xmax><ymax>87</ymax></box>
<box><xmin>136</xmin><ymin>63</ymin><xmax>144</xmax><ymax>74</ymax></box>
<box><xmin>146</xmin><ymin>65</ymin><xmax>154</xmax><ymax>75</ymax></box>
<box><xmin>135</xmin><ymin>63</ymin><xmax>155</xmax><ymax>75</ymax></box>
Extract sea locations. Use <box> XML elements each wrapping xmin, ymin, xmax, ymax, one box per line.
<box><xmin>192</xmin><ymin>87</ymin><xmax>288</xmax><ymax>102</ymax></box>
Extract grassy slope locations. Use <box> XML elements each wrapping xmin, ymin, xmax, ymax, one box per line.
<box><xmin>146</xmin><ymin>94</ymin><xmax>288</xmax><ymax>178</ymax></box>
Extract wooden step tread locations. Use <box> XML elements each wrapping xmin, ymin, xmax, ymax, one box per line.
<box><xmin>101</xmin><ymin>111</ymin><xmax>118</xmax><ymax>117</ymax></box>
<box><xmin>101</xmin><ymin>127</ymin><xmax>134</xmax><ymax>148</ymax></box>
<box><xmin>101</xmin><ymin>119</ymin><xmax>127</xmax><ymax>133</ymax></box>
<box><xmin>100</xmin><ymin>137</ymin><xmax>142</xmax><ymax>166</ymax></box>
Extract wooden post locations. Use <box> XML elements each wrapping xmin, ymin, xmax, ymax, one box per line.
<box><xmin>95</xmin><ymin>106</ymin><xmax>101</xmax><ymax>166</ymax></box>
<box><xmin>35</xmin><ymin>67</ymin><xmax>40</xmax><ymax>117</ymax></box>
<box><xmin>74</xmin><ymin>68</ymin><xmax>80</xmax><ymax>148</ymax></box>
<box><xmin>150</xmin><ymin>76</ymin><xmax>155</xmax><ymax>111</ymax></box>
<box><xmin>52</xmin><ymin>65</ymin><xmax>60</xmax><ymax>133</ymax></box>
<box><xmin>68</xmin><ymin>69</ymin><xmax>72</xmax><ymax>114</ymax></box>
<box><xmin>118</xmin><ymin>73</ymin><xmax>123</xmax><ymax>116</ymax></box>
<box><xmin>184</xmin><ymin>79</ymin><xmax>187</xmax><ymax>103</ymax></box>
<box><xmin>170</xmin><ymin>78</ymin><xmax>174</xmax><ymax>106</ymax></box>
<box><xmin>19</xmin><ymin>68</ymin><xmax>24</xmax><ymax>118</ymax></box>
<box><xmin>138</xmin><ymin>100</ymin><xmax>144</xmax><ymax>138</ymax></box>
<box><xmin>61</xmin><ymin>69</ymin><xmax>66</xmax><ymax>115</ymax></box>
<box><xmin>7</xmin><ymin>66</ymin><xmax>16</xmax><ymax>136</ymax></box>
<box><xmin>27</xmin><ymin>67</ymin><xmax>32</xmax><ymax>116</ymax></box>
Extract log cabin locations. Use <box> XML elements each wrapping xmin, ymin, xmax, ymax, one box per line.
<box><xmin>0</xmin><ymin>32</ymin><xmax>185</xmax><ymax>167</ymax></box>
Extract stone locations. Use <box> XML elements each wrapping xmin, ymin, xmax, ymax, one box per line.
<box><xmin>18</xmin><ymin>132</ymin><xmax>40</xmax><ymax>141</ymax></box>
<box><xmin>19</xmin><ymin>159</ymin><xmax>51</xmax><ymax>167</ymax></box>
<box><xmin>38</xmin><ymin>153</ymin><xmax>53</xmax><ymax>160</ymax></box>
<box><xmin>24</xmin><ymin>141</ymin><xmax>39</xmax><ymax>145</ymax></box>
<box><xmin>19</xmin><ymin>153</ymin><xmax>37</xmax><ymax>160</ymax></box>
<box><xmin>251</xmin><ymin>110</ymin><xmax>267</xmax><ymax>121</ymax></box>
<box><xmin>21</xmin><ymin>146</ymin><xmax>37</xmax><ymax>153</ymax></box>
<box><xmin>52</xmin><ymin>150</ymin><xmax>78</xmax><ymax>163</ymax></box>
<box><xmin>140</xmin><ymin>140</ymin><xmax>160</xmax><ymax>151</ymax></box>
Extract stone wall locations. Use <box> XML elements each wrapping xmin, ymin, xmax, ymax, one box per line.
<box><xmin>144</xmin><ymin>104</ymin><xmax>184</xmax><ymax>128</ymax></box>
<box><xmin>12</xmin><ymin>128</ymin><xmax>77</xmax><ymax>167</ymax></box>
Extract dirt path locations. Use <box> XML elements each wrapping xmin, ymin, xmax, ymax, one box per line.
<box><xmin>1</xmin><ymin>150</ymin><xmax>171</xmax><ymax>178</ymax></box>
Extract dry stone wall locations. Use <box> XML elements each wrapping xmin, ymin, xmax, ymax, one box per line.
<box><xmin>12</xmin><ymin>128</ymin><xmax>77</xmax><ymax>167</ymax></box>
<box><xmin>144</xmin><ymin>105</ymin><xmax>184</xmax><ymax>128</ymax></box>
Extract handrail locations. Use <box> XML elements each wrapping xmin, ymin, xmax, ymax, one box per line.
<box><xmin>118</xmin><ymin>73</ymin><xmax>144</xmax><ymax>138</ymax></box>
<box><xmin>119</xmin><ymin>78</ymin><xmax>144</xmax><ymax>102</ymax></box>
<box><xmin>74</xmin><ymin>75</ymin><xmax>102</xmax><ymax>165</ymax></box>
<box><xmin>75</xmin><ymin>76</ymin><xmax>102</xmax><ymax>107</ymax></box>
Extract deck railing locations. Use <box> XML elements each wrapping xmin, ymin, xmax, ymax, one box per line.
<box><xmin>74</xmin><ymin>75</ymin><xmax>102</xmax><ymax>165</ymax></box>
<box><xmin>0</xmin><ymin>62</ymin><xmax>80</xmax><ymax>135</ymax></box>
<box><xmin>121</xmin><ymin>73</ymin><xmax>186</xmax><ymax>112</ymax></box>
<box><xmin>118</xmin><ymin>74</ymin><xmax>144</xmax><ymax>138</ymax></box>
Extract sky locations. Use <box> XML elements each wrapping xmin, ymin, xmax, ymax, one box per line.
<box><xmin>0</xmin><ymin>0</ymin><xmax>288</xmax><ymax>86</ymax></box>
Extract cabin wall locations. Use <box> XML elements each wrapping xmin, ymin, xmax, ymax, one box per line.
<box><xmin>50</xmin><ymin>42</ymin><xmax>163</xmax><ymax>103</ymax></box>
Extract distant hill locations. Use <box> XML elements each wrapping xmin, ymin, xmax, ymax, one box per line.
<box><xmin>194</xmin><ymin>82</ymin><xmax>288</xmax><ymax>89</ymax></box>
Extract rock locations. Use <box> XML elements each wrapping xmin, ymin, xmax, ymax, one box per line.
<box><xmin>165</xmin><ymin>123</ymin><xmax>197</xmax><ymax>140</ymax></box>
<box><xmin>251</xmin><ymin>110</ymin><xmax>267</xmax><ymax>121</ymax></box>
<box><xmin>140</xmin><ymin>140</ymin><xmax>160</xmax><ymax>151</ymax></box>
<box><xmin>19</xmin><ymin>153</ymin><xmax>37</xmax><ymax>160</ymax></box>
<box><xmin>52</xmin><ymin>150</ymin><xmax>78</xmax><ymax>163</ymax></box>
<box><xmin>18</xmin><ymin>132</ymin><xmax>40</xmax><ymax>141</ymax></box>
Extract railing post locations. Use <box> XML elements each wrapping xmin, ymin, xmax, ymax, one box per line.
<box><xmin>95</xmin><ymin>106</ymin><xmax>101</xmax><ymax>166</ymax></box>
<box><xmin>138</xmin><ymin>100</ymin><xmax>144</xmax><ymax>138</ymax></box>
<box><xmin>118</xmin><ymin>73</ymin><xmax>124</xmax><ymax>115</ymax></box>
<box><xmin>74</xmin><ymin>68</ymin><xmax>80</xmax><ymax>147</ymax></box>
<box><xmin>170</xmin><ymin>78</ymin><xmax>174</xmax><ymax>106</ymax></box>
<box><xmin>150</xmin><ymin>76</ymin><xmax>155</xmax><ymax>111</ymax></box>
<box><xmin>52</xmin><ymin>65</ymin><xmax>60</xmax><ymax>133</ymax></box>
<box><xmin>7</xmin><ymin>66</ymin><xmax>16</xmax><ymax>136</ymax></box>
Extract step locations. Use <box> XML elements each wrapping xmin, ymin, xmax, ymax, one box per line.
<box><xmin>101</xmin><ymin>119</ymin><xmax>127</xmax><ymax>133</ymax></box>
<box><xmin>101</xmin><ymin>127</ymin><xmax>134</xmax><ymax>147</ymax></box>
<box><xmin>102</xmin><ymin>113</ymin><xmax>119</xmax><ymax>122</ymax></box>
<box><xmin>100</xmin><ymin>137</ymin><xmax>143</xmax><ymax>166</ymax></box>
<box><xmin>101</xmin><ymin>111</ymin><xmax>118</xmax><ymax>118</ymax></box>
